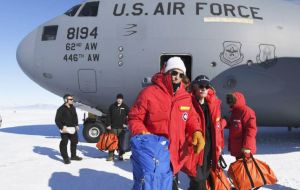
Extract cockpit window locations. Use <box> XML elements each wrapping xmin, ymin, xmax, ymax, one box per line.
<box><xmin>42</xmin><ymin>25</ymin><xmax>58</xmax><ymax>41</ymax></box>
<box><xmin>79</xmin><ymin>1</ymin><xmax>99</xmax><ymax>17</ymax></box>
<box><xmin>64</xmin><ymin>4</ymin><xmax>81</xmax><ymax>17</ymax></box>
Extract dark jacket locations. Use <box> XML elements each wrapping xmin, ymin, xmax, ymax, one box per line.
<box><xmin>55</xmin><ymin>104</ymin><xmax>78</xmax><ymax>130</ymax></box>
<box><xmin>106</xmin><ymin>102</ymin><xmax>129</xmax><ymax>129</ymax></box>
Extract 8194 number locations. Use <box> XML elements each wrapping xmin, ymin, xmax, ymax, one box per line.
<box><xmin>67</xmin><ymin>27</ymin><xmax>98</xmax><ymax>40</ymax></box>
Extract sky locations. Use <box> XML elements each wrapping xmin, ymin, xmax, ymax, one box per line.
<box><xmin>0</xmin><ymin>0</ymin><xmax>83</xmax><ymax>106</ymax></box>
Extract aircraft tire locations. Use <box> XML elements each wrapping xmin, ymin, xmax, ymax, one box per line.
<box><xmin>83</xmin><ymin>122</ymin><xmax>106</xmax><ymax>143</ymax></box>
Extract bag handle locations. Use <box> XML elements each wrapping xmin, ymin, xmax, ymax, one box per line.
<box><xmin>250</xmin><ymin>153</ymin><xmax>267</xmax><ymax>185</ymax></box>
<box><xmin>216</xmin><ymin>170</ymin><xmax>230</xmax><ymax>190</ymax></box>
<box><xmin>242</xmin><ymin>153</ymin><xmax>267</xmax><ymax>188</ymax></box>
<box><xmin>106</xmin><ymin>140</ymin><xmax>118</xmax><ymax>151</ymax></box>
<box><xmin>242</xmin><ymin>155</ymin><xmax>255</xmax><ymax>188</ymax></box>
<box><xmin>219</xmin><ymin>155</ymin><xmax>227</xmax><ymax>169</ymax></box>
<box><xmin>105</xmin><ymin>133</ymin><xmax>117</xmax><ymax>151</ymax></box>
<box><xmin>98</xmin><ymin>132</ymin><xmax>116</xmax><ymax>151</ymax></box>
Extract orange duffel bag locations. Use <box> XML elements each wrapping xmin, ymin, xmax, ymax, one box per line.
<box><xmin>96</xmin><ymin>133</ymin><xmax>118</xmax><ymax>151</ymax></box>
<box><xmin>206</xmin><ymin>168</ymin><xmax>231</xmax><ymax>190</ymax></box>
<box><xmin>228</xmin><ymin>153</ymin><xmax>277</xmax><ymax>190</ymax></box>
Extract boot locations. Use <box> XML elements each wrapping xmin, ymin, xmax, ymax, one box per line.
<box><xmin>63</xmin><ymin>158</ymin><xmax>71</xmax><ymax>164</ymax></box>
<box><xmin>118</xmin><ymin>155</ymin><xmax>124</xmax><ymax>161</ymax></box>
<box><xmin>71</xmin><ymin>155</ymin><xmax>82</xmax><ymax>161</ymax></box>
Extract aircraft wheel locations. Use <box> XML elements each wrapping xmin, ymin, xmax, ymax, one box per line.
<box><xmin>83</xmin><ymin>122</ymin><xmax>106</xmax><ymax>143</ymax></box>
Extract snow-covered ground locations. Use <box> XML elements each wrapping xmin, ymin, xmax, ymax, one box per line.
<box><xmin>0</xmin><ymin>107</ymin><xmax>299</xmax><ymax>190</ymax></box>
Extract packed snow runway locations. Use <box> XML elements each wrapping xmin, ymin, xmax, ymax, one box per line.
<box><xmin>0</xmin><ymin>107</ymin><xmax>299</xmax><ymax>190</ymax></box>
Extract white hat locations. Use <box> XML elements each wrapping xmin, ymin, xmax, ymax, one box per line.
<box><xmin>165</xmin><ymin>57</ymin><xmax>186</xmax><ymax>74</ymax></box>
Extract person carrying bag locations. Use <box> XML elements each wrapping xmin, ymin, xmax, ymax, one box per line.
<box><xmin>106</xmin><ymin>93</ymin><xmax>130</xmax><ymax>161</ymax></box>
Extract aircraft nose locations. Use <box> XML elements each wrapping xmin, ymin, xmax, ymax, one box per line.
<box><xmin>16</xmin><ymin>30</ymin><xmax>37</xmax><ymax>78</ymax></box>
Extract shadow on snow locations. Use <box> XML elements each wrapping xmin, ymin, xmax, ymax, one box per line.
<box><xmin>48</xmin><ymin>168</ymin><xmax>133</xmax><ymax>190</ymax></box>
<box><xmin>0</xmin><ymin>124</ymin><xmax>88</xmax><ymax>142</ymax></box>
<box><xmin>33</xmin><ymin>145</ymin><xmax>133</xmax><ymax>173</ymax></box>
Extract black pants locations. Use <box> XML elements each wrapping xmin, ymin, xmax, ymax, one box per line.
<box><xmin>188</xmin><ymin>174</ymin><xmax>215</xmax><ymax>190</ymax></box>
<box><xmin>188</xmin><ymin>140</ymin><xmax>212</xmax><ymax>190</ymax></box>
<box><xmin>188</xmin><ymin>176</ymin><xmax>206</xmax><ymax>190</ymax></box>
<box><xmin>172</xmin><ymin>174</ymin><xmax>179</xmax><ymax>190</ymax></box>
<box><xmin>108</xmin><ymin>128</ymin><xmax>124</xmax><ymax>157</ymax></box>
<box><xmin>59</xmin><ymin>132</ymin><xmax>78</xmax><ymax>160</ymax></box>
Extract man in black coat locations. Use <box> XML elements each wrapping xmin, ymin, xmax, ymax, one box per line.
<box><xmin>106</xmin><ymin>93</ymin><xmax>129</xmax><ymax>161</ymax></box>
<box><xmin>55</xmin><ymin>94</ymin><xmax>82</xmax><ymax>164</ymax></box>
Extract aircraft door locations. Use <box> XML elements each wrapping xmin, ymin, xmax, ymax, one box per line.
<box><xmin>78</xmin><ymin>69</ymin><xmax>97</xmax><ymax>93</ymax></box>
<box><xmin>141</xmin><ymin>54</ymin><xmax>192</xmax><ymax>87</ymax></box>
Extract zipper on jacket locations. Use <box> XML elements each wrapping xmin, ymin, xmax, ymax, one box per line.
<box><xmin>168</xmin><ymin>100</ymin><xmax>174</xmax><ymax>135</ymax></box>
<box><xmin>153</xmin><ymin>157</ymin><xmax>159</xmax><ymax>173</ymax></box>
<box><xmin>139</xmin><ymin>177</ymin><xmax>145</xmax><ymax>190</ymax></box>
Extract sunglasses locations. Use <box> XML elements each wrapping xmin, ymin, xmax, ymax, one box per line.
<box><xmin>67</xmin><ymin>99</ymin><xmax>74</xmax><ymax>101</ymax></box>
<box><xmin>198</xmin><ymin>85</ymin><xmax>209</xmax><ymax>89</ymax></box>
<box><xmin>171</xmin><ymin>70</ymin><xmax>184</xmax><ymax>78</ymax></box>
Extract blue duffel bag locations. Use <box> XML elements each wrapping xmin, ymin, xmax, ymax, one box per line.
<box><xmin>130</xmin><ymin>134</ymin><xmax>173</xmax><ymax>190</ymax></box>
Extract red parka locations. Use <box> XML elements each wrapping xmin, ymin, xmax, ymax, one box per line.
<box><xmin>182</xmin><ymin>89</ymin><xmax>226</xmax><ymax>177</ymax></box>
<box><xmin>228</xmin><ymin>92</ymin><xmax>257</xmax><ymax>158</ymax></box>
<box><xmin>128</xmin><ymin>72</ymin><xmax>202</xmax><ymax>174</ymax></box>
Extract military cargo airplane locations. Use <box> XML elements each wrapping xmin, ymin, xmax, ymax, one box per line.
<box><xmin>16</xmin><ymin>0</ymin><xmax>300</xmax><ymax>142</ymax></box>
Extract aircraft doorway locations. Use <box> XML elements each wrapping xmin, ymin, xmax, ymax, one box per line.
<box><xmin>160</xmin><ymin>54</ymin><xmax>192</xmax><ymax>81</ymax></box>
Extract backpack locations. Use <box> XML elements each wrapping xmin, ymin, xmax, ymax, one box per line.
<box><xmin>130</xmin><ymin>134</ymin><xmax>173</xmax><ymax>190</ymax></box>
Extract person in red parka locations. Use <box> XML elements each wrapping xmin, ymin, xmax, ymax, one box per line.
<box><xmin>226</xmin><ymin>91</ymin><xmax>257</xmax><ymax>159</ymax></box>
<box><xmin>182</xmin><ymin>75</ymin><xmax>227</xmax><ymax>190</ymax></box>
<box><xmin>128</xmin><ymin>57</ymin><xmax>205</xmax><ymax>190</ymax></box>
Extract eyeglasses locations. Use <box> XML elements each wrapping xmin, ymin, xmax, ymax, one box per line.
<box><xmin>171</xmin><ymin>70</ymin><xmax>184</xmax><ymax>79</ymax></box>
<box><xmin>67</xmin><ymin>99</ymin><xmax>74</xmax><ymax>101</ymax></box>
<box><xmin>198</xmin><ymin>85</ymin><xmax>209</xmax><ymax>89</ymax></box>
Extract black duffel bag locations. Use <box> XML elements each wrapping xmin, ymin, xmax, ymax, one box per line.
<box><xmin>119</xmin><ymin>128</ymin><xmax>131</xmax><ymax>152</ymax></box>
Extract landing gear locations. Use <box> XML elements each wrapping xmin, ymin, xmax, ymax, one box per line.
<box><xmin>83</xmin><ymin>114</ymin><xmax>106</xmax><ymax>143</ymax></box>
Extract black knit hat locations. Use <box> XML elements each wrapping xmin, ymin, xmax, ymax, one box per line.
<box><xmin>192</xmin><ymin>75</ymin><xmax>210</xmax><ymax>86</ymax></box>
<box><xmin>116</xmin><ymin>93</ymin><xmax>124</xmax><ymax>99</ymax></box>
